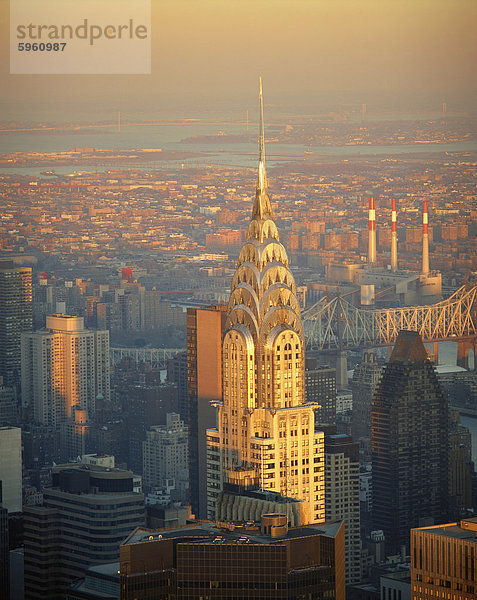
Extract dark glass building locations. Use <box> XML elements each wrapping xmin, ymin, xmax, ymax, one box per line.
<box><xmin>351</xmin><ymin>351</ymin><xmax>381</xmax><ymax>442</ymax></box>
<box><xmin>0</xmin><ymin>260</ymin><xmax>32</xmax><ymax>387</ymax></box>
<box><xmin>120</xmin><ymin>514</ymin><xmax>345</xmax><ymax>600</ymax></box>
<box><xmin>305</xmin><ymin>358</ymin><xmax>337</xmax><ymax>426</ymax></box>
<box><xmin>371</xmin><ymin>330</ymin><xmax>449</xmax><ymax>554</ymax></box>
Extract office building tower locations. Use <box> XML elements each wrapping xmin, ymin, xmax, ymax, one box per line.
<box><xmin>120</xmin><ymin>515</ymin><xmax>345</xmax><ymax>600</ymax></box>
<box><xmin>206</xmin><ymin>81</ymin><xmax>325</xmax><ymax>525</ymax></box>
<box><xmin>0</xmin><ymin>426</ymin><xmax>22</xmax><ymax>513</ymax></box>
<box><xmin>21</xmin><ymin>313</ymin><xmax>110</xmax><ymax>427</ymax></box>
<box><xmin>351</xmin><ymin>350</ymin><xmax>381</xmax><ymax>442</ymax></box>
<box><xmin>305</xmin><ymin>358</ymin><xmax>337</xmax><ymax>425</ymax></box>
<box><xmin>448</xmin><ymin>409</ymin><xmax>473</xmax><ymax>520</ymax></box>
<box><xmin>371</xmin><ymin>331</ymin><xmax>449</xmax><ymax>554</ymax></box>
<box><xmin>0</xmin><ymin>377</ymin><xmax>17</xmax><ymax>426</ymax></box>
<box><xmin>325</xmin><ymin>433</ymin><xmax>362</xmax><ymax>584</ymax></box>
<box><xmin>143</xmin><ymin>413</ymin><xmax>188</xmax><ymax>501</ymax></box>
<box><xmin>411</xmin><ymin>518</ymin><xmax>477</xmax><ymax>600</ymax></box>
<box><xmin>0</xmin><ymin>260</ymin><xmax>32</xmax><ymax>386</ymax></box>
<box><xmin>187</xmin><ymin>305</ymin><xmax>227</xmax><ymax>518</ymax></box>
<box><xmin>122</xmin><ymin>381</ymin><xmax>179</xmax><ymax>475</ymax></box>
<box><xmin>24</xmin><ymin>462</ymin><xmax>145</xmax><ymax>599</ymax></box>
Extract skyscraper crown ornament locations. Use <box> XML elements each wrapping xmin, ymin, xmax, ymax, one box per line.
<box><xmin>206</xmin><ymin>80</ymin><xmax>325</xmax><ymax>525</ymax></box>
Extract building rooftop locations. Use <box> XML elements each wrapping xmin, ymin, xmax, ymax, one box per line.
<box><xmin>123</xmin><ymin>519</ymin><xmax>343</xmax><ymax>547</ymax></box>
<box><xmin>413</xmin><ymin>518</ymin><xmax>477</xmax><ymax>543</ymax></box>
<box><xmin>390</xmin><ymin>330</ymin><xmax>428</xmax><ymax>364</ymax></box>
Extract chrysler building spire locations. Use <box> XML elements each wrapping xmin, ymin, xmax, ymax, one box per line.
<box><xmin>252</xmin><ymin>77</ymin><xmax>273</xmax><ymax>221</ymax></box>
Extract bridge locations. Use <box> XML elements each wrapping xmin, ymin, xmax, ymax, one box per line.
<box><xmin>302</xmin><ymin>284</ymin><xmax>477</xmax><ymax>368</ymax></box>
<box><xmin>110</xmin><ymin>347</ymin><xmax>184</xmax><ymax>370</ymax></box>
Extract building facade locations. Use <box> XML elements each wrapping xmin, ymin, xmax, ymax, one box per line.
<box><xmin>187</xmin><ymin>305</ymin><xmax>227</xmax><ymax>518</ymax></box>
<box><xmin>411</xmin><ymin>518</ymin><xmax>477</xmax><ymax>600</ymax></box>
<box><xmin>0</xmin><ymin>260</ymin><xmax>32</xmax><ymax>386</ymax></box>
<box><xmin>325</xmin><ymin>433</ymin><xmax>362</xmax><ymax>584</ymax></box>
<box><xmin>142</xmin><ymin>413</ymin><xmax>188</xmax><ymax>501</ymax></box>
<box><xmin>23</xmin><ymin>463</ymin><xmax>145</xmax><ymax>600</ymax></box>
<box><xmin>21</xmin><ymin>314</ymin><xmax>110</xmax><ymax>427</ymax></box>
<box><xmin>206</xmin><ymin>83</ymin><xmax>325</xmax><ymax>525</ymax></box>
<box><xmin>371</xmin><ymin>331</ymin><xmax>449</xmax><ymax>554</ymax></box>
<box><xmin>305</xmin><ymin>359</ymin><xmax>337</xmax><ymax>426</ymax></box>
<box><xmin>351</xmin><ymin>351</ymin><xmax>381</xmax><ymax>442</ymax></box>
<box><xmin>0</xmin><ymin>426</ymin><xmax>22</xmax><ymax>513</ymax></box>
<box><xmin>120</xmin><ymin>515</ymin><xmax>345</xmax><ymax>600</ymax></box>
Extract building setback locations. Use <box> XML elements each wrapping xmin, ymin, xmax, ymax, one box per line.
<box><xmin>371</xmin><ymin>330</ymin><xmax>449</xmax><ymax>554</ymax></box>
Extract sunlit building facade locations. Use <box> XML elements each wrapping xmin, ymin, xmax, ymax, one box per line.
<box><xmin>411</xmin><ymin>518</ymin><xmax>477</xmax><ymax>600</ymax></box>
<box><xmin>207</xmin><ymin>82</ymin><xmax>325</xmax><ymax>524</ymax></box>
<box><xmin>21</xmin><ymin>314</ymin><xmax>110</xmax><ymax>427</ymax></box>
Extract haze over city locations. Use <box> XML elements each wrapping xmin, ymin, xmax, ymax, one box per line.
<box><xmin>1</xmin><ymin>2</ymin><xmax>477</xmax><ymax>599</ymax></box>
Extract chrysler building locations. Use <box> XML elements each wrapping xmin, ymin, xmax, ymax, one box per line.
<box><xmin>207</xmin><ymin>81</ymin><xmax>325</xmax><ymax>524</ymax></box>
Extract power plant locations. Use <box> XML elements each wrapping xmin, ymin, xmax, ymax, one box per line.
<box><xmin>326</xmin><ymin>197</ymin><xmax>442</xmax><ymax>307</ymax></box>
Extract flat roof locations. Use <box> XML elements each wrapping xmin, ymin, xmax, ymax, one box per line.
<box><xmin>413</xmin><ymin>519</ymin><xmax>477</xmax><ymax>543</ymax></box>
<box><xmin>123</xmin><ymin>519</ymin><xmax>343</xmax><ymax>547</ymax></box>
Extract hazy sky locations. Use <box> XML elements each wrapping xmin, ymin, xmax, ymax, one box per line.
<box><xmin>1</xmin><ymin>0</ymin><xmax>476</xmax><ymax>120</ymax></box>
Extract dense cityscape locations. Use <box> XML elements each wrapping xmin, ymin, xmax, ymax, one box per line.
<box><xmin>1</xmin><ymin>1</ymin><xmax>477</xmax><ymax>597</ymax></box>
<box><xmin>0</xmin><ymin>96</ymin><xmax>476</xmax><ymax>600</ymax></box>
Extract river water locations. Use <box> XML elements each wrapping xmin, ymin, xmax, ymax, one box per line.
<box><xmin>1</xmin><ymin>121</ymin><xmax>476</xmax><ymax>173</ymax></box>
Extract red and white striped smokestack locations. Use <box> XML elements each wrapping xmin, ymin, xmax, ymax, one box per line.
<box><xmin>368</xmin><ymin>196</ymin><xmax>376</xmax><ymax>265</ymax></box>
<box><xmin>422</xmin><ymin>200</ymin><xmax>429</xmax><ymax>275</ymax></box>
<box><xmin>391</xmin><ymin>199</ymin><xmax>397</xmax><ymax>271</ymax></box>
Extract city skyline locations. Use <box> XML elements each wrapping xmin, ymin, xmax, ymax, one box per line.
<box><xmin>1</xmin><ymin>2</ymin><xmax>476</xmax><ymax>594</ymax></box>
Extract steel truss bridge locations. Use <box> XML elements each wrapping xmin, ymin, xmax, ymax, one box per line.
<box><xmin>302</xmin><ymin>284</ymin><xmax>477</xmax><ymax>351</ymax></box>
<box><xmin>110</xmin><ymin>347</ymin><xmax>184</xmax><ymax>369</ymax></box>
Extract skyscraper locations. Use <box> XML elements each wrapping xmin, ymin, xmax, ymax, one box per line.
<box><xmin>21</xmin><ymin>313</ymin><xmax>110</xmax><ymax>427</ymax></box>
<box><xmin>351</xmin><ymin>350</ymin><xmax>381</xmax><ymax>442</ymax></box>
<box><xmin>23</xmin><ymin>462</ymin><xmax>145</xmax><ymax>599</ymax></box>
<box><xmin>142</xmin><ymin>412</ymin><xmax>188</xmax><ymax>502</ymax></box>
<box><xmin>0</xmin><ymin>260</ymin><xmax>32</xmax><ymax>386</ymax></box>
<box><xmin>206</xmin><ymin>81</ymin><xmax>325</xmax><ymax>525</ymax></box>
<box><xmin>325</xmin><ymin>432</ymin><xmax>362</xmax><ymax>584</ymax></box>
<box><xmin>187</xmin><ymin>305</ymin><xmax>227</xmax><ymax>518</ymax></box>
<box><xmin>305</xmin><ymin>358</ymin><xmax>337</xmax><ymax>426</ymax></box>
<box><xmin>371</xmin><ymin>330</ymin><xmax>449</xmax><ymax>553</ymax></box>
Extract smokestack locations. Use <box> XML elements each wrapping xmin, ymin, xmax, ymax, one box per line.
<box><xmin>391</xmin><ymin>199</ymin><xmax>397</xmax><ymax>271</ymax></box>
<box><xmin>368</xmin><ymin>196</ymin><xmax>376</xmax><ymax>265</ymax></box>
<box><xmin>422</xmin><ymin>200</ymin><xmax>429</xmax><ymax>275</ymax></box>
